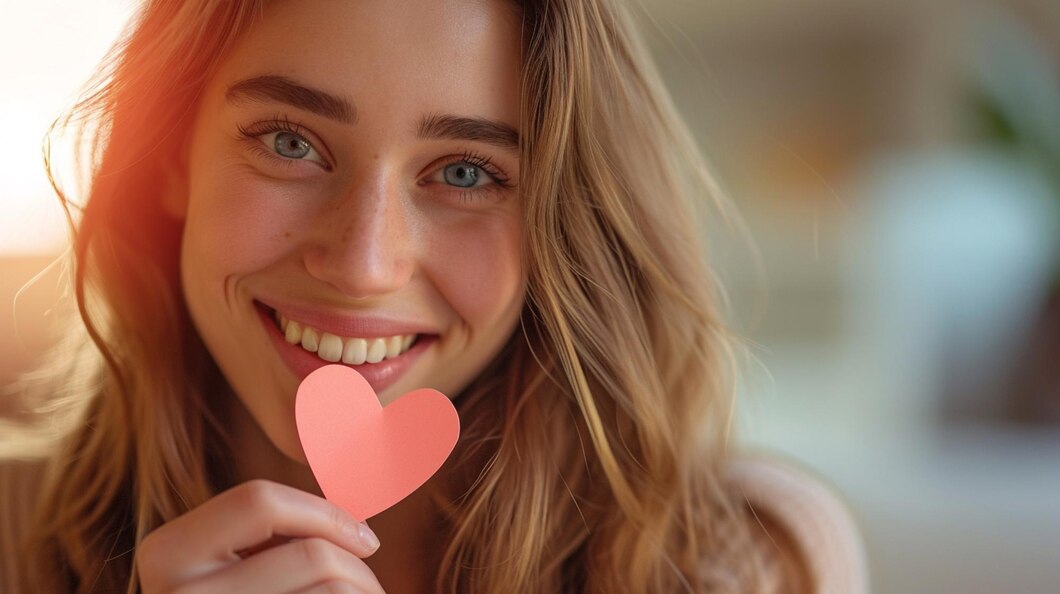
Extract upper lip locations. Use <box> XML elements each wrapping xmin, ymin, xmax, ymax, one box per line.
<box><xmin>255</xmin><ymin>298</ymin><xmax>439</xmax><ymax>338</ymax></box>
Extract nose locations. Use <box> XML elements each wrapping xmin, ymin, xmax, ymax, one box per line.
<box><xmin>303</xmin><ymin>174</ymin><xmax>415</xmax><ymax>299</ymax></box>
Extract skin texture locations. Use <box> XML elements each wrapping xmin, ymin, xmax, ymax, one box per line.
<box><xmin>171</xmin><ymin>0</ymin><xmax>524</xmax><ymax>470</ymax></box>
<box><xmin>160</xmin><ymin>0</ymin><xmax>526</xmax><ymax>589</ymax></box>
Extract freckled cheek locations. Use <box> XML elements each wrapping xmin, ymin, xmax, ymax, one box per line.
<box><xmin>423</xmin><ymin>216</ymin><xmax>524</xmax><ymax>325</ymax></box>
<box><xmin>187</xmin><ymin>177</ymin><xmax>314</xmax><ymax>273</ymax></box>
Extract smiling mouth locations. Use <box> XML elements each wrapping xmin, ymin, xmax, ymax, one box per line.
<box><xmin>261</xmin><ymin>305</ymin><xmax>423</xmax><ymax>365</ymax></box>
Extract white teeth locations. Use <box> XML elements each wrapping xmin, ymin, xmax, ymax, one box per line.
<box><xmin>284</xmin><ymin>319</ymin><xmax>302</xmax><ymax>344</ymax></box>
<box><xmin>342</xmin><ymin>338</ymin><xmax>368</xmax><ymax>365</ymax></box>
<box><xmin>300</xmin><ymin>327</ymin><xmax>319</xmax><ymax>352</ymax></box>
<box><xmin>385</xmin><ymin>336</ymin><xmax>403</xmax><ymax>359</ymax></box>
<box><xmin>365</xmin><ymin>338</ymin><xmax>387</xmax><ymax>364</ymax></box>
<box><xmin>317</xmin><ymin>333</ymin><xmax>343</xmax><ymax>362</ymax></box>
<box><xmin>271</xmin><ymin>308</ymin><xmax>419</xmax><ymax>364</ymax></box>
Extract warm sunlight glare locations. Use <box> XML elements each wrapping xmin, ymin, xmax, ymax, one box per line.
<box><xmin>1</xmin><ymin>0</ymin><xmax>134</xmax><ymax>254</ymax></box>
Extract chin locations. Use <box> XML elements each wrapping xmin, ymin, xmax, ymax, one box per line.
<box><xmin>263</xmin><ymin>416</ymin><xmax>312</xmax><ymax>466</ymax></box>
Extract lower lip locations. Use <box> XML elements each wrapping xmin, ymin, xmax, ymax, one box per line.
<box><xmin>254</xmin><ymin>300</ymin><xmax>436</xmax><ymax>394</ymax></box>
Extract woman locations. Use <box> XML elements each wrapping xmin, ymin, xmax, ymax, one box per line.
<box><xmin>0</xmin><ymin>0</ymin><xmax>867</xmax><ymax>592</ymax></box>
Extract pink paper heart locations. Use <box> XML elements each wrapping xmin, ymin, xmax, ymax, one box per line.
<box><xmin>295</xmin><ymin>364</ymin><xmax>460</xmax><ymax>521</ymax></box>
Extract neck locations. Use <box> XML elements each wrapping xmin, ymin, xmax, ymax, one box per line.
<box><xmin>222</xmin><ymin>387</ymin><xmax>322</xmax><ymax>494</ymax></box>
<box><xmin>358</xmin><ymin>478</ymin><xmax>447</xmax><ymax>594</ymax></box>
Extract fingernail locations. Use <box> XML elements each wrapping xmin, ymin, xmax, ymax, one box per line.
<box><xmin>358</xmin><ymin>522</ymin><xmax>380</xmax><ymax>551</ymax></box>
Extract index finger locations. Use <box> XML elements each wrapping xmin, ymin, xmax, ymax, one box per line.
<box><xmin>140</xmin><ymin>479</ymin><xmax>379</xmax><ymax>582</ymax></box>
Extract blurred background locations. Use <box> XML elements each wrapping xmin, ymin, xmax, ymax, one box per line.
<box><xmin>2</xmin><ymin>0</ymin><xmax>1058</xmax><ymax>592</ymax></box>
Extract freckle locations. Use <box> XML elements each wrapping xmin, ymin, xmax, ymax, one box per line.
<box><xmin>372</xmin><ymin>153</ymin><xmax>379</xmax><ymax>160</ymax></box>
<box><xmin>283</xmin><ymin>231</ymin><xmax>291</xmax><ymax>239</ymax></box>
<box><xmin>342</xmin><ymin>225</ymin><xmax>353</xmax><ymax>241</ymax></box>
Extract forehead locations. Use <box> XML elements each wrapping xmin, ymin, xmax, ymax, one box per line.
<box><xmin>207</xmin><ymin>0</ymin><xmax>523</xmax><ymax>125</ymax></box>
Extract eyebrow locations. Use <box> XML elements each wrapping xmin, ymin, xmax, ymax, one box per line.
<box><xmin>417</xmin><ymin>113</ymin><xmax>519</xmax><ymax>153</ymax></box>
<box><xmin>225</xmin><ymin>74</ymin><xmax>520</xmax><ymax>153</ymax></box>
<box><xmin>226</xmin><ymin>75</ymin><xmax>357</xmax><ymax>125</ymax></box>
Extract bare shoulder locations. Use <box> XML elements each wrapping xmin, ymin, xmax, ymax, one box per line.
<box><xmin>726</xmin><ymin>452</ymin><xmax>870</xmax><ymax>594</ymax></box>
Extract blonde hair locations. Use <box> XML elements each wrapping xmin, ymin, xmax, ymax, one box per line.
<box><xmin>5</xmin><ymin>0</ymin><xmax>779</xmax><ymax>592</ymax></box>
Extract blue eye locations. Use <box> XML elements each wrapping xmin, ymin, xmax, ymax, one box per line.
<box><xmin>443</xmin><ymin>162</ymin><xmax>483</xmax><ymax>188</ymax></box>
<box><xmin>274</xmin><ymin>131</ymin><xmax>312</xmax><ymax>159</ymax></box>
<box><xmin>431</xmin><ymin>151</ymin><xmax>515</xmax><ymax>204</ymax></box>
<box><xmin>235</xmin><ymin>116</ymin><xmax>329</xmax><ymax>170</ymax></box>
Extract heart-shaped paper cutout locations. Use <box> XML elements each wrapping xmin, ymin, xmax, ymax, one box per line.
<box><xmin>295</xmin><ymin>364</ymin><xmax>460</xmax><ymax>521</ymax></box>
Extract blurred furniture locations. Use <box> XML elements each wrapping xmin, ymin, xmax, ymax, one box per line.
<box><xmin>0</xmin><ymin>254</ymin><xmax>66</xmax><ymax>416</ymax></box>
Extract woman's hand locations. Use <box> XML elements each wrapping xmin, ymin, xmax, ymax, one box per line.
<box><xmin>136</xmin><ymin>479</ymin><xmax>384</xmax><ymax>594</ymax></box>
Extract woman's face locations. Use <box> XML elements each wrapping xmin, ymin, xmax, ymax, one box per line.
<box><xmin>170</xmin><ymin>0</ymin><xmax>526</xmax><ymax>463</ymax></box>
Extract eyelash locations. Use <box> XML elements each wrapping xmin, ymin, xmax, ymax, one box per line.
<box><xmin>448</xmin><ymin>150</ymin><xmax>513</xmax><ymax>202</ymax></box>
<box><xmin>234</xmin><ymin>114</ymin><xmax>513</xmax><ymax>203</ymax></box>
<box><xmin>235</xmin><ymin>113</ymin><xmax>324</xmax><ymax>169</ymax></box>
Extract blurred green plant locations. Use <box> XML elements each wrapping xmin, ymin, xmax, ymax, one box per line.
<box><xmin>965</xmin><ymin>11</ymin><xmax>1060</xmax><ymax>283</ymax></box>
<box><xmin>961</xmin><ymin>10</ymin><xmax>1060</xmax><ymax>425</ymax></box>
